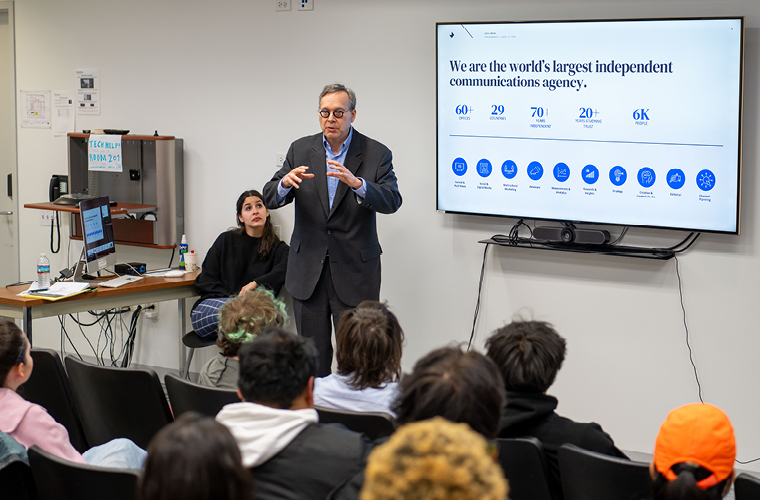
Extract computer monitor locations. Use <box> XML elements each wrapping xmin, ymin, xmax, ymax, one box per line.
<box><xmin>73</xmin><ymin>196</ymin><xmax>116</xmax><ymax>282</ymax></box>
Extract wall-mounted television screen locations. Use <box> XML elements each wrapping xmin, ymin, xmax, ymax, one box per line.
<box><xmin>436</xmin><ymin>17</ymin><xmax>744</xmax><ymax>234</ymax></box>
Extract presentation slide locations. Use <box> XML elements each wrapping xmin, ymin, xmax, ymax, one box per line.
<box><xmin>83</xmin><ymin>204</ymin><xmax>114</xmax><ymax>257</ymax></box>
<box><xmin>437</xmin><ymin>19</ymin><xmax>742</xmax><ymax>233</ymax></box>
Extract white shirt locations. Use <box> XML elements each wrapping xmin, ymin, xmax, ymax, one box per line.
<box><xmin>313</xmin><ymin>373</ymin><xmax>398</xmax><ymax>417</ymax></box>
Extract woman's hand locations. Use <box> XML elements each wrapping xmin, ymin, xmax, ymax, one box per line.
<box><xmin>239</xmin><ymin>281</ymin><xmax>258</xmax><ymax>294</ymax></box>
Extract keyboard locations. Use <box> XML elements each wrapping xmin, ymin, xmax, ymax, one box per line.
<box><xmin>98</xmin><ymin>275</ymin><xmax>145</xmax><ymax>288</ymax></box>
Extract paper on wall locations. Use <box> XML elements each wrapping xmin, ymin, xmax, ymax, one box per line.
<box><xmin>75</xmin><ymin>68</ymin><xmax>100</xmax><ymax>115</ymax></box>
<box><xmin>20</xmin><ymin>90</ymin><xmax>51</xmax><ymax>128</ymax></box>
<box><xmin>52</xmin><ymin>91</ymin><xmax>75</xmax><ymax>136</ymax></box>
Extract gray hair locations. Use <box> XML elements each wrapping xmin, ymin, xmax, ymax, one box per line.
<box><xmin>319</xmin><ymin>83</ymin><xmax>356</xmax><ymax>111</ymax></box>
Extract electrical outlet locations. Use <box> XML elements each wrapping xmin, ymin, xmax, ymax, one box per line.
<box><xmin>143</xmin><ymin>303</ymin><xmax>158</xmax><ymax>319</ymax></box>
<box><xmin>297</xmin><ymin>0</ymin><xmax>313</xmax><ymax>10</ymax></box>
<box><xmin>276</xmin><ymin>153</ymin><xmax>286</xmax><ymax>168</ymax></box>
<box><xmin>276</xmin><ymin>0</ymin><xmax>291</xmax><ymax>11</ymax></box>
<box><xmin>40</xmin><ymin>210</ymin><xmax>55</xmax><ymax>226</ymax></box>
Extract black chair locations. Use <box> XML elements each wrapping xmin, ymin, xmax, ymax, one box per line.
<box><xmin>64</xmin><ymin>355</ymin><xmax>173</xmax><ymax>449</ymax></box>
<box><xmin>496</xmin><ymin>437</ymin><xmax>552</xmax><ymax>500</ymax></box>
<box><xmin>164</xmin><ymin>372</ymin><xmax>239</xmax><ymax>417</ymax></box>
<box><xmin>181</xmin><ymin>330</ymin><xmax>216</xmax><ymax>378</ymax></box>
<box><xmin>558</xmin><ymin>443</ymin><xmax>651</xmax><ymax>500</ymax></box>
<box><xmin>28</xmin><ymin>445</ymin><xmax>139</xmax><ymax>500</ymax></box>
<box><xmin>315</xmin><ymin>406</ymin><xmax>396</xmax><ymax>440</ymax></box>
<box><xmin>0</xmin><ymin>435</ymin><xmax>36</xmax><ymax>500</ymax></box>
<box><xmin>20</xmin><ymin>349</ymin><xmax>88</xmax><ymax>453</ymax></box>
<box><xmin>735</xmin><ymin>472</ymin><xmax>760</xmax><ymax>500</ymax></box>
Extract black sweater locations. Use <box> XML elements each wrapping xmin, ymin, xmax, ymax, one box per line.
<box><xmin>498</xmin><ymin>391</ymin><xmax>628</xmax><ymax>499</ymax></box>
<box><xmin>192</xmin><ymin>230</ymin><xmax>289</xmax><ymax>310</ymax></box>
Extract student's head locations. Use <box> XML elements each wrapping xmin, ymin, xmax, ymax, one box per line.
<box><xmin>392</xmin><ymin>346</ymin><xmax>505</xmax><ymax>439</ymax></box>
<box><xmin>217</xmin><ymin>289</ymin><xmax>287</xmax><ymax>358</ymax></box>
<box><xmin>651</xmin><ymin>403</ymin><xmax>736</xmax><ymax>500</ymax></box>
<box><xmin>360</xmin><ymin>417</ymin><xmax>508</xmax><ymax>500</ymax></box>
<box><xmin>234</xmin><ymin>189</ymin><xmax>279</xmax><ymax>257</ymax></box>
<box><xmin>0</xmin><ymin>319</ymin><xmax>32</xmax><ymax>390</ymax></box>
<box><xmin>139</xmin><ymin>412</ymin><xmax>253</xmax><ymax>500</ymax></box>
<box><xmin>336</xmin><ymin>300</ymin><xmax>404</xmax><ymax>390</ymax></box>
<box><xmin>237</xmin><ymin>329</ymin><xmax>317</xmax><ymax>409</ymax></box>
<box><xmin>485</xmin><ymin>319</ymin><xmax>566</xmax><ymax>393</ymax></box>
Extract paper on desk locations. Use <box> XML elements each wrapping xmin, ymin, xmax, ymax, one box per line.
<box><xmin>18</xmin><ymin>282</ymin><xmax>90</xmax><ymax>299</ymax></box>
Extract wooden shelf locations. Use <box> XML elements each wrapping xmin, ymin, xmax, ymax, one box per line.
<box><xmin>24</xmin><ymin>201</ymin><xmax>156</xmax><ymax>216</ymax></box>
<box><xmin>67</xmin><ymin>132</ymin><xmax>175</xmax><ymax>141</ymax></box>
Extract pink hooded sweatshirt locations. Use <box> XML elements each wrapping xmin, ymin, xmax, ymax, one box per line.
<box><xmin>0</xmin><ymin>387</ymin><xmax>86</xmax><ymax>464</ymax></box>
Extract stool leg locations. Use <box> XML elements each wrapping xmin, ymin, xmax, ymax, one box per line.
<box><xmin>183</xmin><ymin>347</ymin><xmax>195</xmax><ymax>379</ymax></box>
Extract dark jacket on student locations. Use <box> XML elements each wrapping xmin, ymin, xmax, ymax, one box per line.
<box><xmin>498</xmin><ymin>391</ymin><xmax>628</xmax><ymax>499</ymax></box>
<box><xmin>252</xmin><ymin>423</ymin><xmax>370</xmax><ymax>500</ymax></box>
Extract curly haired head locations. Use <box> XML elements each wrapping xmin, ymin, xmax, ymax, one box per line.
<box><xmin>217</xmin><ymin>289</ymin><xmax>287</xmax><ymax>357</ymax></box>
<box><xmin>360</xmin><ymin>417</ymin><xmax>508</xmax><ymax>500</ymax></box>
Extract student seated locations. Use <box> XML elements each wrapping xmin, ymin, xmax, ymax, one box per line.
<box><xmin>192</xmin><ymin>189</ymin><xmax>289</xmax><ymax>339</ymax></box>
<box><xmin>216</xmin><ymin>329</ymin><xmax>370</xmax><ymax>500</ymax></box>
<box><xmin>361</xmin><ymin>417</ymin><xmax>508</xmax><ymax>500</ymax></box>
<box><xmin>0</xmin><ymin>319</ymin><xmax>145</xmax><ymax>469</ymax></box>
<box><xmin>139</xmin><ymin>412</ymin><xmax>253</xmax><ymax>500</ymax></box>
<box><xmin>314</xmin><ymin>300</ymin><xmax>403</xmax><ymax>415</ymax></box>
<box><xmin>328</xmin><ymin>346</ymin><xmax>506</xmax><ymax>500</ymax></box>
<box><xmin>651</xmin><ymin>403</ymin><xmax>735</xmax><ymax>500</ymax></box>
<box><xmin>198</xmin><ymin>289</ymin><xmax>287</xmax><ymax>389</ymax></box>
<box><xmin>485</xmin><ymin>319</ymin><xmax>627</xmax><ymax>498</ymax></box>
<box><xmin>393</xmin><ymin>345</ymin><xmax>505</xmax><ymax>439</ymax></box>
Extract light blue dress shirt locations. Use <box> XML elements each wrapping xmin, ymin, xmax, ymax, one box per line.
<box><xmin>277</xmin><ymin>127</ymin><xmax>366</xmax><ymax>207</ymax></box>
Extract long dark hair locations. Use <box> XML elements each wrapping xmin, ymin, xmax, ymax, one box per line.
<box><xmin>235</xmin><ymin>189</ymin><xmax>279</xmax><ymax>259</ymax></box>
<box><xmin>139</xmin><ymin>412</ymin><xmax>254</xmax><ymax>500</ymax></box>
<box><xmin>0</xmin><ymin>319</ymin><xmax>27</xmax><ymax>387</ymax></box>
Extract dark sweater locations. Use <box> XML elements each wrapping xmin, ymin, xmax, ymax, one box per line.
<box><xmin>192</xmin><ymin>230</ymin><xmax>288</xmax><ymax>310</ymax></box>
<box><xmin>252</xmin><ymin>423</ymin><xmax>370</xmax><ymax>500</ymax></box>
<box><xmin>498</xmin><ymin>391</ymin><xmax>628</xmax><ymax>499</ymax></box>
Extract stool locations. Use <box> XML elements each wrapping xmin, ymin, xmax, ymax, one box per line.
<box><xmin>181</xmin><ymin>331</ymin><xmax>216</xmax><ymax>379</ymax></box>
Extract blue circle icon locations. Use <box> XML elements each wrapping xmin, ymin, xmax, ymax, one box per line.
<box><xmin>581</xmin><ymin>164</ymin><xmax>599</xmax><ymax>185</ymax></box>
<box><xmin>452</xmin><ymin>157</ymin><xmax>467</xmax><ymax>176</ymax></box>
<box><xmin>501</xmin><ymin>160</ymin><xmax>517</xmax><ymax>179</ymax></box>
<box><xmin>476</xmin><ymin>159</ymin><xmax>492</xmax><ymax>178</ymax></box>
<box><xmin>609</xmin><ymin>166</ymin><xmax>627</xmax><ymax>186</ymax></box>
<box><xmin>666</xmin><ymin>169</ymin><xmax>685</xmax><ymax>190</ymax></box>
<box><xmin>696</xmin><ymin>169</ymin><xmax>716</xmax><ymax>191</ymax></box>
<box><xmin>637</xmin><ymin>167</ymin><xmax>656</xmax><ymax>188</ymax></box>
<box><xmin>527</xmin><ymin>161</ymin><xmax>543</xmax><ymax>181</ymax></box>
<box><xmin>553</xmin><ymin>162</ymin><xmax>570</xmax><ymax>182</ymax></box>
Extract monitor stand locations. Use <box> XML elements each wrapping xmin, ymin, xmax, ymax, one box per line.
<box><xmin>72</xmin><ymin>247</ymin><xmax>109</xmax><ymax>285</ymax></box>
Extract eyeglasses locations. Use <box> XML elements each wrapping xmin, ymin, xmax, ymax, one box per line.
<box><xmin>319</xmin><ymin>109</ymin><xmax>349</xmax><ymax>119</ymax></box>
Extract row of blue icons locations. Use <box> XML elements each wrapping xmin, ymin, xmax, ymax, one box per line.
<box><xmin>451</xmin><ymin>158</ymin><xmax>716</xmax><ymax>191</ymax></box>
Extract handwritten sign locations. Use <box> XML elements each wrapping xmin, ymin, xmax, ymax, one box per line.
<box><xmin>88</xmin><ymin>135</ymin><xmax>122</xmax><ymax>172</ymax></box>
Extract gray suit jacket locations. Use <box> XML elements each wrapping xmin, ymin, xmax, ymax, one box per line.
<box><xmin>263</xmin><ymin>129</ymin><xmax>401</xmax><ymax>305</ymax></box>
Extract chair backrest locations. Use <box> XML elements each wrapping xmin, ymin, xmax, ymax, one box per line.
<box><xmin>735</xmin><ymin>472</ymin><xmax>760</xmax><ymax>500</ymax></box>
<box><xmin>496</xmin><ymin>437</ymin><xmax>552</xmax><ymax>500</ymax></box>
<box><xmin>164</xmin><ymin>373</ymin><xmax>240</xmax><ymax>418</ymax></box>
<box><xmin>28</xmin><ymin>445</ymin><xmax>139</xmax><ymax>500</ymax></box>
<box><xmin>314</xmin><ymin>406</ymin><xmax>396</xmax><ymax>440</ymax></box>
<box><xmin>64</xmin><ymin>355</ymin><xmax>173</xmax><ymax>449</ymax></box>
<box><xmin>558</xmin><ymin>443</ymin><xmax>651</xmax><ymax>500</ymax></box>
<box><xmin>20</xmin><ymin>349</ymin><xmax>89</xmax><ymax>452</ymax></box>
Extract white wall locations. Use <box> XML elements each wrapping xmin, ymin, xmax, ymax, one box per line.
<box><xmin>12</xmin><ymin>0</ymin><xmax>760</xmax><ymax>461</ymax></box>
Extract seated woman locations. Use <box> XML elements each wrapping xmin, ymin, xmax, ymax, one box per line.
<box><xmin>313</xmin><ymin>300</ymin><xmax>404</xmax><ymax>415</ymax></box>
<box><xmin>198</xmin><ymin>288</ymin><xmax>287</xmax><ymax>390</ymax></box>
<box><xmin>192</xmin><ymin>189</ymin><xmax>288</xmax><ymax>339</ymax></box>
<box><xmin>651</xmin><ymin>403</ymin><xmax>735</xmax><ymax>500</ymax></box>
<box><xmin>0</xmin><ymin>319</ymin><xmax>145</xmax><ymax>468</ymax></box>
<box><xmin>139</xmin><ymin>412</ymin><xmax>253</xmax><ymax>500</ymax></box>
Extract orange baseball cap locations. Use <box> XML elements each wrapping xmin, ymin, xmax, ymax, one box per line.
<box><xmin>654</xmin><ymin>403</ymin><xmax>735</xmax><ymax>490</ymax></box>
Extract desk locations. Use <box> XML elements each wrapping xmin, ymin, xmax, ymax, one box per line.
<box><xmin>0</xmin><ymin>270</ymin><xmax>200</xmax><ymax>372</ymax></box>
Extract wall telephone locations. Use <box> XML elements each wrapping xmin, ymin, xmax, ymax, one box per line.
<box><xmin>49</xmin><ymin>175</ymin><xmax>68</xmax><ymax>202</ymax></box>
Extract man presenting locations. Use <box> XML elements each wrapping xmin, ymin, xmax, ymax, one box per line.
<box><xmin>263</xmin><ymin>83</ymin><xmax>402</xmax><ymax>376</ymax></box>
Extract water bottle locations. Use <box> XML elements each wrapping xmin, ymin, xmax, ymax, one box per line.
<box><xmin>37</xmin><ymin>253</ymin><xmax>51</xmax><ymax>288</ymax></box>
<box><xmin>179</xmin><ymin>234</ymin><xmax>188</xmax><ymax>270</ymax></box>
